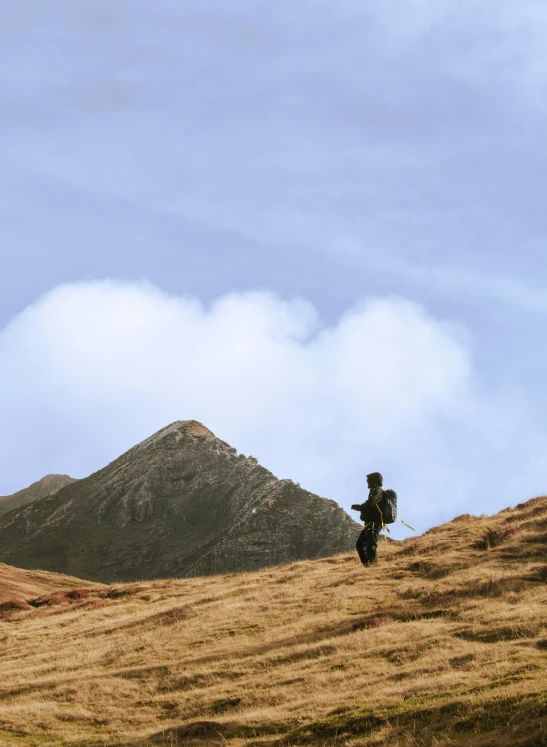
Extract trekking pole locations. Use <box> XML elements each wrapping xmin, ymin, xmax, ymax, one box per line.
<box><xmin>399</xmin><ymin>520</ymin><xmax>415</xmax><ymax>531</ymax></box>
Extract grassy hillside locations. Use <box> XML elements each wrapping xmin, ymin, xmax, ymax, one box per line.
<box><xmin>0</xmin><ymin>564</ymin><xmax>98</xmax><ymax>606</ymax></box>
<box><xmin>0</xmin><ymin>497</ymin><xmax>546</xmax><ymax>746</ymax></box>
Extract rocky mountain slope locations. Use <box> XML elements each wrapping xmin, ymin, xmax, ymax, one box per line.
<box><xmin>0</xmin><ymin>473</ymin><xmax>76</xmax><ymax>518</ymax></box>
<box><xmin>1</xmin><ymin>495</ymin><xmax>545</xmax><ymax>746</ymax></box>
<box><xmin>0</xmin><ymin>421</ymin><xmax>360</xmax><ymax>582</ymax></box>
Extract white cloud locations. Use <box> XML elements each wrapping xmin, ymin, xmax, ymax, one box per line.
<box><xmin>1</xmin><ymin>280</ymin><xmax>545</xmax><ymax>537</ymax></box>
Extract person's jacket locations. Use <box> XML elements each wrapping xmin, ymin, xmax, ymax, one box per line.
<box><xmin>356</xmin><ymin>486</ymin><xmax>384</xmax><ymax>523</ymax></box>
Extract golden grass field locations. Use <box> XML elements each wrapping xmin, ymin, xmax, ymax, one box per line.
<box><xmin>0</xmin><ymin>497</ymin><xmax>546</xmax><ymax>746</ymax></box>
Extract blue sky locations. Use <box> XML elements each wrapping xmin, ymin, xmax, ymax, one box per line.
<box><xmin>1</xmin><ymin>1</ymin><xmax>547</xmax><ymax>535</ymax></box>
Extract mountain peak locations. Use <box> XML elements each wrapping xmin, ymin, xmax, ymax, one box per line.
<box><xmin>137</xmin><ymin>420</ymin><xmax>218</xmax><ymax>450</ymax></box>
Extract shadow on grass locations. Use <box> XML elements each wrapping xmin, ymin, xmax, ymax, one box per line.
<box><xmin>130</xmin><ymin>690</ymin><xmax>547</xmax><ymax>746</ymax></box>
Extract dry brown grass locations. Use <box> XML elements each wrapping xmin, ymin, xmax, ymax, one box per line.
<box><xmin>0</xmin><ymin>565</ymin><xmax>100</xmax><ymax>608</ymax></box>
<box><xmin>0</xmin><ymin>498</ymin><xmax>546</xmax><ymax>746</ymax></box>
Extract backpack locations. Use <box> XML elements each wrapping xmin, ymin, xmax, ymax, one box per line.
<box><xmin>381</xmin><ymin>489</ymin><xmax>397</xmax><ymax>525</ymax></box>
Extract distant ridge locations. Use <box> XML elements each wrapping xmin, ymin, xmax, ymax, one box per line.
<box><xmin>0</xmin><ymin>421</ymin><xmax>361</xmax><ymax>582</ymax></box>
<box><xmin>0</xmin><ymin>474</ymin><xmax>76</xmax><ymax>518</ymax></box>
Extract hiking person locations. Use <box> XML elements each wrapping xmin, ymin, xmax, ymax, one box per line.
<box><xmin>351</xmin><ymin>472</ymin><xmax>384</xmax><ymax>567</ymax></box>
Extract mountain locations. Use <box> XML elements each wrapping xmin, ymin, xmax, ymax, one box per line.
<box><xmin>0</xmin><ymin>421</ymin><xmax>360</xmax><ymax>582</ymax></box>
<box><xmin>0</xmin><ymin>473</ymin><xmax>76</xmax><ymax>518</ymax></box>
<box><xmin>1</xmin><ymin>495</ymin><xmax>546</xmax><ymax>746</ymax></box>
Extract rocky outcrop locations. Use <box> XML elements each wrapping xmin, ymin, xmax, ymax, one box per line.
<box><xmin>0</xmin><ymin>474</ymin><xmax>77</xmax><ymax>518</ymax></box>
<box><xmin>0</xmin><ymin>421</ymin><xmax>360</xmax><ymax>582</ymax></box>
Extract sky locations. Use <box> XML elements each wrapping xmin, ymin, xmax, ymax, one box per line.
<box><xmin>1</xmin><ymin>1</ymin><xmax>547</xmax><ymax>537</ymax></box>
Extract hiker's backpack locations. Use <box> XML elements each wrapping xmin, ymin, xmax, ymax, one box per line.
<box><xmin>381</xmin><ymin>489</ymin><xmax>397</xmax><ymax>525</ymax></box>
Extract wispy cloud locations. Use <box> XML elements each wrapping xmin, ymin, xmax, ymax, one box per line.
<box><xmin>350</xmin><ymin>254</ymin><xmax>547</xmax><ymax>313</ymax></box>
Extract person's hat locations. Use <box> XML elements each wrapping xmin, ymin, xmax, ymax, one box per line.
<box><xmin>366</xmin><ymin>472</ymin><xmax>383</xmax><ymax>486</ymax></box>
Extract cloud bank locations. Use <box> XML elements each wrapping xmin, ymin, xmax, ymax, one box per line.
<box><xmin>1</xmin><ymin>281</ymin><xmax>545</xmax><ymax>536</ymax></box>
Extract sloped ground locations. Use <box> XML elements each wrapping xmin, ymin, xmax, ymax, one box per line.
<box><xmin>0</xmin><ymin>498</ymin><xmax>546</xmax><ymax>746</ymax></box>
<box><xmin>0</xmin><ymin>564</ymin><xmax>99</xmax><ymax>606</ymax></box>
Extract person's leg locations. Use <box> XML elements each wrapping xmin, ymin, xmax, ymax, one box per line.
<box><xmin>364</xmin><ymin>523</ymin><xmax>379</xmax><ymax>564</ymax></box>
<box><xmin>356</xmin><ymin>529</ymin><xmax>369</xmax><ymax>566</ymax></box>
